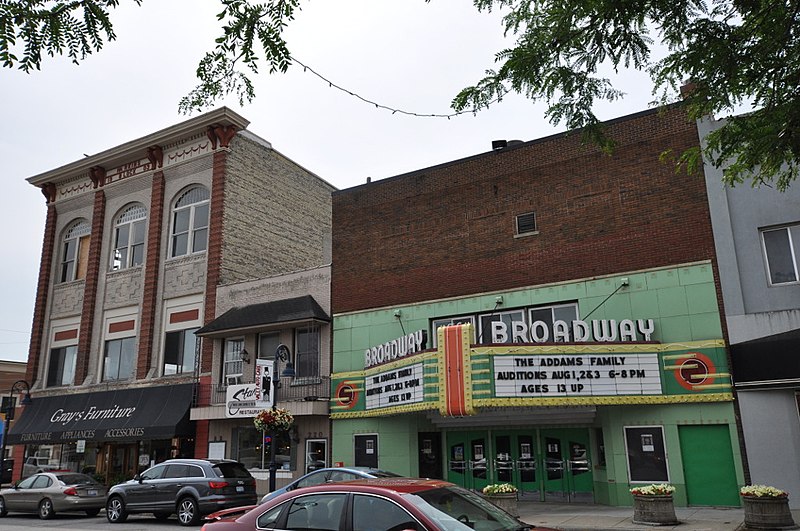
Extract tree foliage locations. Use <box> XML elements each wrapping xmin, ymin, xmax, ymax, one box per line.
<box><xmin>2</xmin><ymin>0</ymin><xmax>799</xmax><ymax>189</ymax></box>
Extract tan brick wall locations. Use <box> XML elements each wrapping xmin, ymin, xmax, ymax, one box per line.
<box><xmin>220</xmin><ymin>134</ymin><xmax>334</xmax><ymax>284</ymax></box>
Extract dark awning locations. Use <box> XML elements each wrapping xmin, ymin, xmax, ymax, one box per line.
<box><xmin>6</xmin><ymin>383</ymin><xmax>194</xmax><ymax>444</ymax></box>
<box><xmin>731</xmin><ymin>327</ymin><xmax>800</xmax><ymax>386</ymax></box>
<box><xmin>196</xmin><ymin>295</ymin><xmax>330</xmax><ymax>337</ymax></box>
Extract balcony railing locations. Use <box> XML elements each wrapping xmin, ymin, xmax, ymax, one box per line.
<box><xmin>199</xmin><ymin>376</ymin><xmax>331</xmax><ymax>407</ymax></box>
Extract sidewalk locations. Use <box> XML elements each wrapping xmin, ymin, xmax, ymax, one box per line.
<box><xmin>516</xmin><ymin>500</ymin><xmax>800</xmax><ymax>530</ymax></box>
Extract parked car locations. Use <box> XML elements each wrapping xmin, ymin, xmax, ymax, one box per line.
<box><xmin>105</xmin><ymin>458</ymin><xmax>257</xmax><ymax>526</ymax></box>
<box><xmin>22</xmin><ymin>456</ymin><xmax>61</xmax><ymax>477</ymax></box>
<box><xmin>0</xmin><ymin>472</ymin><xmax>107</xmax><ymax>519</ymax></box>
<box><xmin>201</xmin><ymin>477</ymin><xmax>557</xmax><ymax>531</ymax></box>
<box><xmin>260</xmin><ymin>466</ymin><xmax>401</xmax><ymax>503</ymax></box>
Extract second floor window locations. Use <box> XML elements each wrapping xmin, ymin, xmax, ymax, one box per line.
<box><xmin>104</xmin><ymin>337</ymin><xmax>136</xmax><ymax>381</ymax></box>
<box><xmin>60</xmin><ymin>219</ymin><xmax>91</xmax><ymax>283</ymax></box>
<box><xmin>762</xmin><ymin>224</ymin><xmax>799</xmax><ymax>285</ymax></box>
<box><xmin>164</xmin><ymin>327</ymin><xmax>199</xmax><ymax>375</ymax></box>
<box><xmin>171</xmin><ymin>186</ymin><xmax>210</xmax><ymax>258</ymax></box>
<box><xmin>112</xmin><ymin>205</ymin><xmax>147</xmax><ymax>270</ymax></box>
<box><xmin>223</xmin><ymin>338</ymin><xmax>244</xmax><ymax>385</ymax></box>
<box><xmin>47</xmin><ymin>345</ymin><xmax>77</xmax><ymax>387</ymax></box>
<box><xmin>295</xmin><ymin>328</ymin><xmax>320</xmax><ymax>379</ymax></box>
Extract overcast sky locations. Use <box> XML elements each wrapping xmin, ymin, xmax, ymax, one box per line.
<box><xmin>0</xmin><ymin>1</ymin><xmax>663</xmax><ymax>363</ymax></box>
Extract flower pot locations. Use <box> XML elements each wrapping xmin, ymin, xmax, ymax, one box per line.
<box><xmin>483</xmin><ymin>493</ymin><xmax>519</xmax><ymax>517</ymax></box>
<box><xmin>742</xmin><ymin>496</ymin><xmax>798</xmax><ymax>530</ymax></box>
<box><xmin>632</xmin><ymin>494</ymin><xmax>679</xmax><ymax>526</ymax></box>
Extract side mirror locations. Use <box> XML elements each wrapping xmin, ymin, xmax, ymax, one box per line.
<box><xmin>134</xmin><ymin>474</ymin><xmax>143</xmax><ymax>483</ymax></box>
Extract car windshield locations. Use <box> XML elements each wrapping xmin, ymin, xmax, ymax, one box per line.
<box><xmin>213</xmin><ymin>462</ymin><xmax>253</xmax><ymax>479</ymax></box>
<box><xmin>56</xmin><ymin>473</ymin><xmax>99</xmax><ymax>485</ymax></box>
<box><xmin>405</xmin><ymin>486</ymin><xmax>523</xmax><ymax>531</ymax></box>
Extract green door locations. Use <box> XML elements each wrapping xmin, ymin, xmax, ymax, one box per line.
<box><xmin>678</xmin><ymin>425</ymin><xmax>740</xmax><ymax>506</ymax></box>
<box><xmin>446</xmin><ymin>431</ymin><xmax>490</xmax><ymax>491</ymax></box>
<box><xmin>493</xmin><ymin>430</ymin><xmax>539</xmax><ymax>498</ymax></box>
<box><xmin>541</xmin><ymin>429</ymin><xmax>593</xmax><ymax>502</ymax></box>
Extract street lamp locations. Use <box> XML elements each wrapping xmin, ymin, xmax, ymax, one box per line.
<box><xmin>268</xmin><ymin>344</ymin><xmax>295</xmax><ymax>493</ymax></box>
<box><xmin>0</xmin><ymin>380</ymin><xmax>33</xmax><ymax>482</ymax></box>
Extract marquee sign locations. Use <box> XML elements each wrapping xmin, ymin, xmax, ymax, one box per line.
<box><xmin>493</xmin><ymin>353</ymin><xmax>662</xmax><ymax>397</ymax></box>
<box><xmin>330</xmin><ymin>324</ymin><xmax>733</xmax><ymax>419</ymax></box>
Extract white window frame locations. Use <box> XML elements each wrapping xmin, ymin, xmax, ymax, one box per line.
<box><xmin>223</xmin><ymin>338</ymin><xmax>245</xmax><ymax>386</ymax></box>
<box><xmin>60</xmin><ymin>219</ymin><xmax>90</xmax><ymax>283</ymax></box>
<box><xmin>761</xmin><ymin>224</ymin><xmax>800</xmax><ymax>286</ymax></box>
<box><xmin>170</xmin><ymin>186</ymin><xmax>210</xmax><ymax>258</ymax></box>
<box><xmin>111</xmin><ymin>204</ymin><xmax>147</xmax><ymax>271</ymax></box>
<box><xmin>46</xmin><ymin>318</ymin><xmax>80</xmax><ymax>388</ymax></box>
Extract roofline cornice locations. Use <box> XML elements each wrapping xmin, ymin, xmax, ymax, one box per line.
<box><xmin>27</xmin><ymin>107</ymin><xmax>250</xmax><ymax>187</ymax></box>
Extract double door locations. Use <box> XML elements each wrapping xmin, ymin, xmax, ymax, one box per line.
<box><xmin>446</xmin><ymin>428</ymin><xmax>593</xmax><ymax>502</ymax></box>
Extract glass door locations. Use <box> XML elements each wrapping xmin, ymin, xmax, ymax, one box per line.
<box><xmin>540</xmin><ymin>428</ymin><xmax>593</xmax><ymax>503</ymax></box>
<box><xmin>446</xmin><ymin>431</ymin><xmax>491</xmax><ymax>491</ymax></box>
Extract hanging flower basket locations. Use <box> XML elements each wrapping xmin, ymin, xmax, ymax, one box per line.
<box><xmin>630</xmin><ymin>484</ymin><xmax>679</xmax><ymax>526</ymax></box>
<box><xmin>253</xmin><ymin>408</ymin><xmax>294</xmax><ymax>433</ymax></box>
<box><xmin>740</xmin><ymin>485</ymin><xmax>798</xmax><ymax>530</ymax></box>
<box><xmin>482</xmin><ymin>484</ymin><xmax>519</xmax><ymax>517</ymax></box>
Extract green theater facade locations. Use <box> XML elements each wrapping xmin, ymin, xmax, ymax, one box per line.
<box><xmin>330</xmin><ymin>263</ymin><xmax>745</xmax><ymax>507</ymax></box>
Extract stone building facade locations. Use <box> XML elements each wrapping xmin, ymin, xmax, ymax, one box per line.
<box><xmin>10</xmin><ymin>108</ymin><xmax>334</xmax><ymax>489</ymax></box>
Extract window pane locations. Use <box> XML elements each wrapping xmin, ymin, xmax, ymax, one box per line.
<box><xmin>62</xmin><ymin>346</ymin><xmax>77</xmax><ymax>385</ymax></box>
<box><xmin>258</xmin><ymin>332</ymin><xmax>280</xmax><ymax>360</ymax></box>
<box><xmin>131</xmin><ymin>243</ymin><xmax>144</xmax><ymax>266</ymax></box>
<box><xmin>173</xmin><ymin>209</ymin><xmax>190</xmax><ymax>234</ymax></box>
<box><xmin>353</xmin><ymin>495</ymin><xmax>417</xmax><ymax>531</ymax></box>
<box><xmin>181</xmin><ymin>329</ymin><xmax>198</xmax><ymax>373</ymax></box>
<box><xmin>296</xmin><ymin>329</ymin><xmax>319</xmax><ymax>378</ymax></box>
<box><xmin>115</xmin><ymin>226</ymin><xmax>130</xmax><ymax>249</ymax></box>
<box><xmin>104</xmin><ymin>341</ymin><xmax>121</xmax><ymax>380</ymax></box>
<box><xmin>625</xmin><ymin>426</ymin><xmax>669</xmax><ymax>482</ymax></box>
<box><xmin>763</xmin><ymin>228</ymin><xmax>798</xmax><ymax>284</ymax></box>
<box><xmin>172</xmin><ymin>233</ymin><xmax>188</xmax><ymax>257</ymax></box>
<box><xmin>192</xmin><ymin>228</ymin><xmax>208</xmax><ymax>253</ymax></box>
<box><xmin>132</xmin><ymin>220</ymin><xmax>146</xmax><ymax>244</ymax></box>
<box><xmin>63</xmin><ymin>240</ymin><xmax>76</xmax><ymax>261</ymax></box>
<box><xmin>47</xmin><ymin>347</ymin><xmax>65</xmax><ymax>387</ymax></box>
<box><xmin>115</xmin><ymin>248</ymin><xmax>129</xmax><ymax>270</ymax></box>
<box><xmin>164</xmin><ymin>331</ymin><xmax>181</xmax><ymax>375</ymax></box>
<box><xmin>118</xmin><ymin>337</ymin><xmax>136</xmax><ymax>380</ymax></box>
<box><xmin>193</xmin><ymin>204</ymin><xmax>209</xmax><ymax>229</ymax></box>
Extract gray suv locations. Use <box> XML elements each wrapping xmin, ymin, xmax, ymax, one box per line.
<box><xmin>105</xmin><ymin>459</ymin><xmax>257</xmax><ymax>526</ymax></box>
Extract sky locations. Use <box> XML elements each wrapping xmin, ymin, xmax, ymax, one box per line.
<box><xmin>0</xmin><ymin>1</ymin><xmax>664</xmax><ymax>363</ymax></box>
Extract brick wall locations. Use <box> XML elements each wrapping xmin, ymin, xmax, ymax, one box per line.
<box><xmin>332</xmin><ymin>106</ymin><xmax>716</xmax><ymax>313</ymax></box>
<box><xmin>220</xmin><ymin>134</ymin><xmax>334</xmax><ymax>284</ymax></box>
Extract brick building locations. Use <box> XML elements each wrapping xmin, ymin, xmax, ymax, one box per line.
<box><xmin>329</xmin><ymin>105</ymin><xmax>745</xmax><ymax>506</ymax></box>
<box><xmin>11</xmin><ymin>108</ymin><xmax>335</xmax><ymax>487</ymax></box>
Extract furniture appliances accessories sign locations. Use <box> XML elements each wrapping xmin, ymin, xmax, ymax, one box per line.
<box><xmin>493</xmin><ymin>354</ymin><xmax>662</xmax><ymax>397</ymax></box>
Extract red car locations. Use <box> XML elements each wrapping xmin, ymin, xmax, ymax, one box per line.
<box><xmin>201</xmin><ymin>477</ymin><xmax>555</xmax><ymax>531</ymax></box>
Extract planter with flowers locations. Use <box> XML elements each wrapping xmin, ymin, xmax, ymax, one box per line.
<box><xmin>740</xmin><ymin>485</ymin><xmax>798</xmax><ymax>530</ymax></box>
<box><xmin>253</xmin><ymin>408</ymin><xmax>294</xmax><ymax>433</ymax></box>
<box><xmin>630</xmin><ymin>484</ymin><xmax>679</xmax><ymax>526</ymax></box>
<box><xmin>481</xmin><ymin>483</ymin><xmax>519</xmax><ymax>517</ymax></box>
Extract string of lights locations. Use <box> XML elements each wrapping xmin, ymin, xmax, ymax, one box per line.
<box><xmin>292</xmin><ymin>58</ymin><xmax>509</xmax><ymax>119</ymax></box>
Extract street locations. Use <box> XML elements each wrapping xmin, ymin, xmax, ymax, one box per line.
<box><xmin>0</xmin><ymin>512</ymin><xmax>203</xmax><ymax>530</ymax></box>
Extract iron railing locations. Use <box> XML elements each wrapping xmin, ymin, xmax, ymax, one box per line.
<box><xmin>200</xmin><ymin>376</ymin><xmax>331</xmax><ymax>407</ymax></box>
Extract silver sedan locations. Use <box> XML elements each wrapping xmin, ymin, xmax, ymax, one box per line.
<box><xmin>0</xmin><ymin>472</ymin><xmax>107</xmax><ymax>519</ymax></box>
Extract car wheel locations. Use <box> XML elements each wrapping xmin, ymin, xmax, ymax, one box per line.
<box><xmin>0</xmin><ymin>495</ymin><xmax>7</xmax><ymax>517</ymax></box>
<box><xmin>153</xmin><ymin>511</ymin><xmax>171</xmax><ymax>520</ymax></box>
<box><xmin>38</xmin><ymin>498</ymin><xmax>55</xmax><ymax>520</ymax></box>
<box><xmin>85</xmin><ymin>508</ymin><xmax>101</xmax><ymax>517</ymax></box>
<box><xmin>176</xmin><ymin>497</ymin><xmax>200</xmax><ymax>526</ymax></box>
<box><xmin>106</xmin><ymin>496</ymin><xmax>128</xmax><ymax>523</ymax></box>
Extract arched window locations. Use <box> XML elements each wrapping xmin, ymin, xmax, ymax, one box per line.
<box><xmin>170</xmin><ymin>186</ymin><xmax>210</xmax><ymax>258</ymax></box>
<box><xmin>60</xmin><ymin>219</ymin><xmax>91</xmax><ymax>283</ymax></box>
<box><xmin>111</xmin><ymin>204</ymin><xmax>147</xmax><ymax>271</ymax></box>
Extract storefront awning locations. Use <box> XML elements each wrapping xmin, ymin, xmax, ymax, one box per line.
<box><xmin>6</xmin><ymin>383</ymin><xmax>194</xmax><ymax>445</ymax></box>
<box><xmin>196</xmin><ymin>295</ymin><xmax>330</xmax><ymax>337</ymax></box>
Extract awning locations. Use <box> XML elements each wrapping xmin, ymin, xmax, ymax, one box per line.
<box><xmin>196</xmin><ymin>295</ymin><xmax>330</xmax><ymax>337</ymax></box>
<box><xmin>731</xmin><ymin>327</ymin><xmax>800</xmax><ymax>386</ymax></box>
<box><xmin>6</xmin><ymin>383</ymin><xmax>194</xmax><ymax>445</ymax></box>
